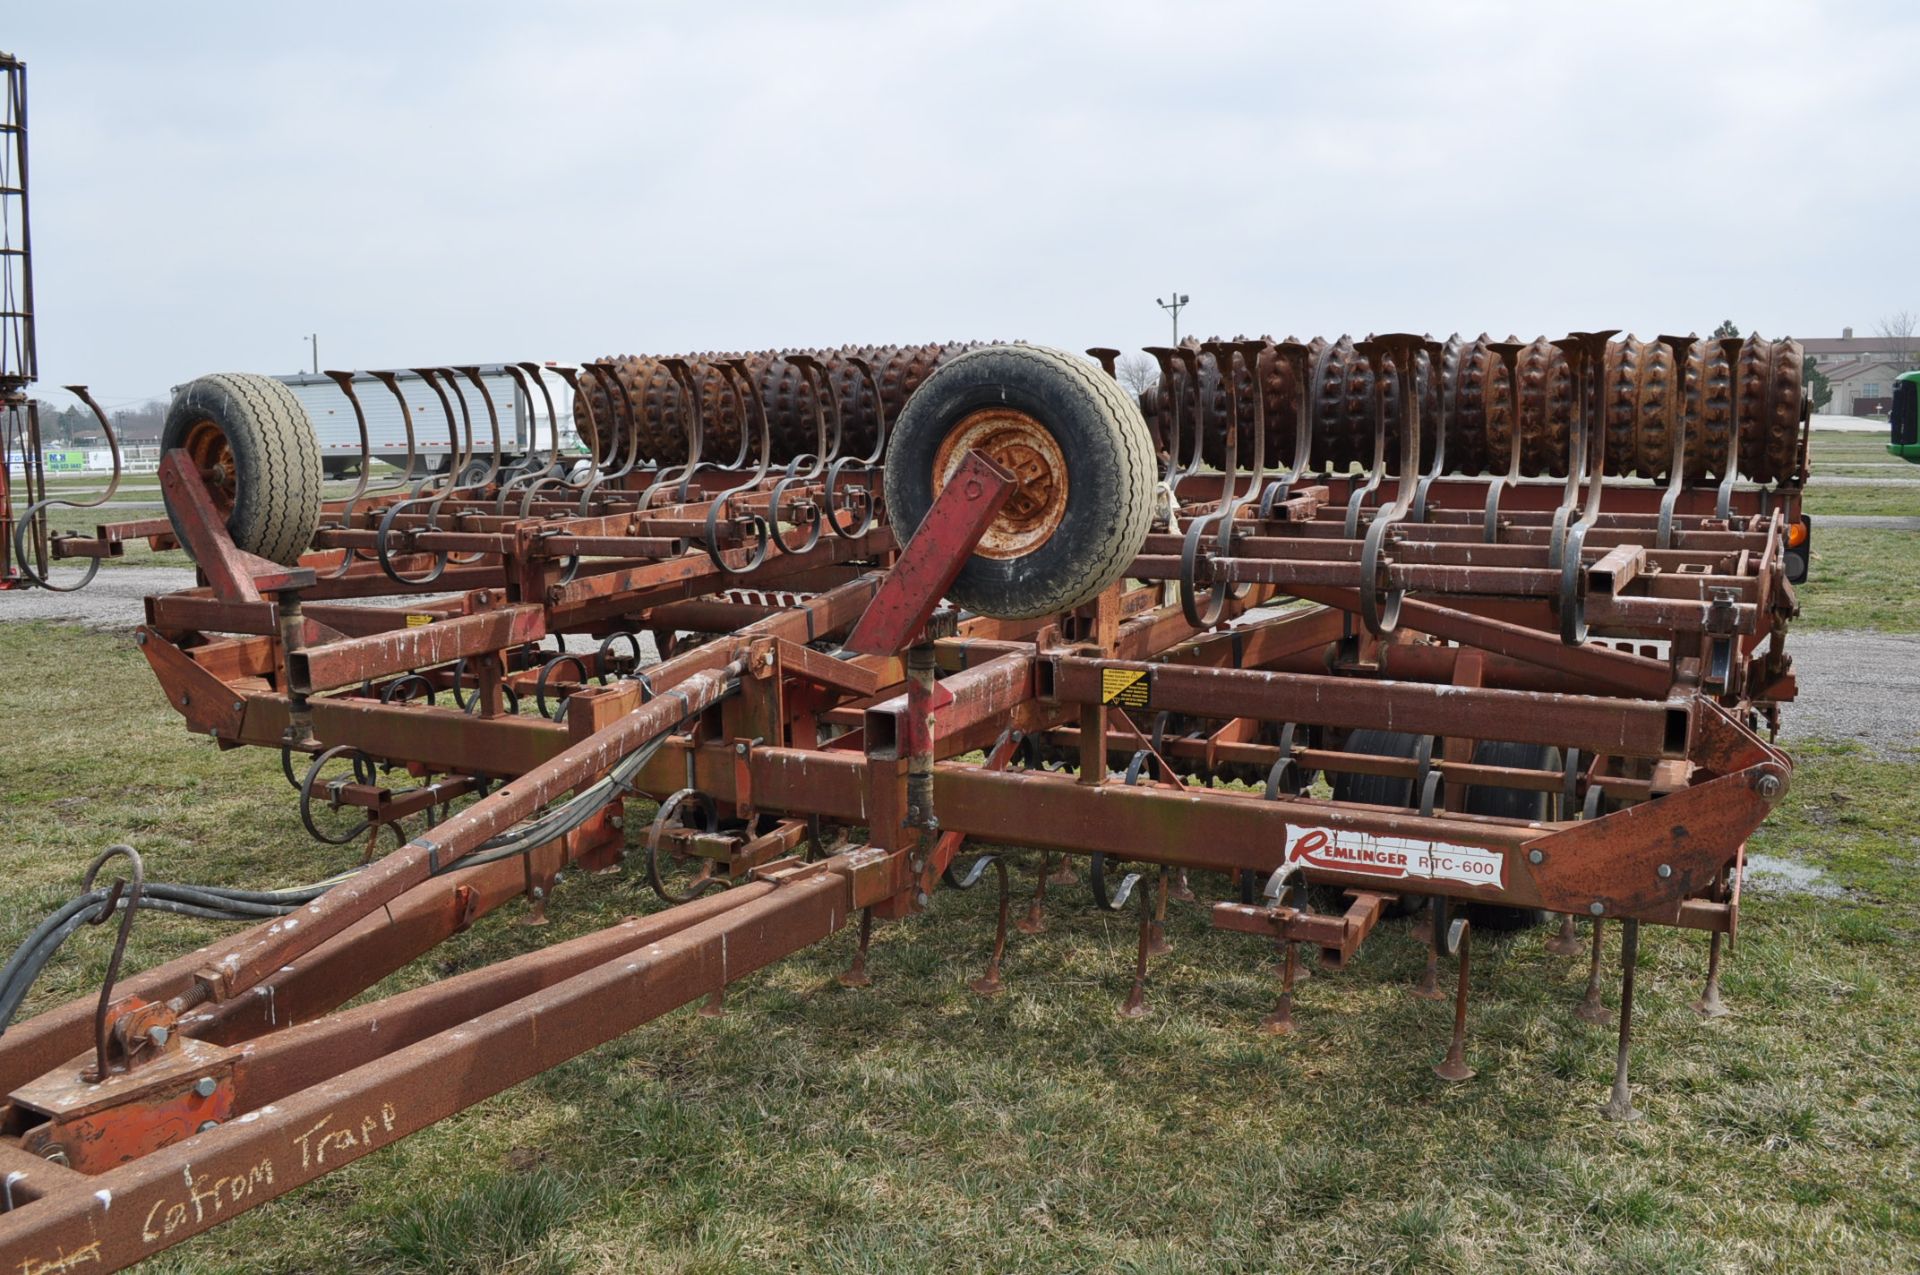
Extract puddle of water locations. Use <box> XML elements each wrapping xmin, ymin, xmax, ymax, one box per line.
<box><xmin>1744</xmin><ymin>852</ymin><xmax>1848</xmax><ymax>898</ymax></box>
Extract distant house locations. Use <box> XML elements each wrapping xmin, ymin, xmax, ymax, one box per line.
<box><xmin>1801</xmin><ymin>328</ymin><xmax>1918</xmax><ymax>417</ymax></box>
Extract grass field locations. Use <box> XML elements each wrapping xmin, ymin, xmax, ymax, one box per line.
<box><xmin>1</xmin><ymin>442</ymin><xmax>1917</xmax><ymax>1272</ymax></box>
<box><xmin>1</xmin><ymin>580</ymin><xmax>1918</xmax><ymax>1272</ymax></box>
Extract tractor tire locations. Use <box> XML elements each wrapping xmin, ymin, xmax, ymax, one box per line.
<box><xmin>1325</xmin><ymin>728</ymin><xmax>1434</xmax><ymax>916</ymax></box>
<box><xmin>161</xmin><ymin>373</ymin><xmax>322</xmax><ymax>566</ymax></box>
<box><xmin>1458</xmin><ymin>739</ymin><xmax>1560</xmax><ymax>930</ymax></box>
<box><xmin>1330</xmin><ymin>728</ymin><xmax>1430</xmax><ymax>810</ymax></box>
<box><xmin>883</xmin><ymin>344</ymin><xmax>1156</xmax><ymax>620</ymax></box>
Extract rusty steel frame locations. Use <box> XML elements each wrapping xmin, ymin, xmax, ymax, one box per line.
<box><xmin>0</xmin><ymin>331</ymin><xmax>1808</xmax><ymax>1271</ymax></box>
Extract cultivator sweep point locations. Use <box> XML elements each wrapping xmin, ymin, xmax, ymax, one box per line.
<box><xmin>0</xmin><ymin>329</ymin><xmax>1807</xmax><ymax>1271</ymax></box>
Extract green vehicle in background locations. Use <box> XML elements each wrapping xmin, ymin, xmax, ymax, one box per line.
<box><xmin>1893</xmin><ymin>369</ymin><xmax>1920</xmax><ymax>462</ymax></box>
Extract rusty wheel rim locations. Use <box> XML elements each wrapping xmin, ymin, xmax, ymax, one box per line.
<box><xmin>932</xmin><ymin>408</ymin><xmax>1068</xmax><ymax>560</ymax></box>
<box><xmin>180</xmin><ymin>417</ymin><xmax>239</xmax><ymax>518</ymax></box>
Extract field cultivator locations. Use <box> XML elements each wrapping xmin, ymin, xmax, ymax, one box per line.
<box><xmin>0</xmin><ymin>329</ymin><xmax>1809</xmax><ymax>1272</ymax></box>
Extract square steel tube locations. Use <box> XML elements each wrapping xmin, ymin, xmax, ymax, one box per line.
<box><xmin>1046</xmin><ymin>656</ymin><xmax>1691</xmax><ymax>759</ymax></box>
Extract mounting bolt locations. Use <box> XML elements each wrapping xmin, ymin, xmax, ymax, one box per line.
<box><xmin>530</xmin><ymin>887</ymin><xmax>545</xmax><ymax>901</ymax></box>
<box><xmin>193</xmin><ymin>1077</ymin><xmax>218</xmax><ymax>1098</ymax></box>
<box><xmin>1756</xmin><ymin>774</ymin><xmax>1782</xmax><ymax>799</ymax></box>
<box><xmin>909</xmin><ymin>857</ymin><xmax>925</xmax><ymax>873</ymax></box>
<box><xmin>1527</xmin><ymin>849</ymin><xmax>1544</xmax><ymax>865</ymax></box>
<box><xmin>926</xmin><ymin>816</ymin><xmax>940</xmax><ymax>831</ymax></box>
<box><xmin>608</xmin><ymin>815</ymin><xmax>624</xmax><ymax>830</ymax></box>
<box><xmin>197</xmin><ymin>1121</ymin><xmax>219</xmax><ymax>1134</ymax></box>
<box><xmin>915</xmin><ymin>891</ymin><xmax>930</xmax><ymax>908</ymax></box>
<box><xmin>735</xmin><ymin>742</ymin><xmax>748</xmax><ymax>756</ymax></box>
<box><xmin>180</xmin><ymin>694</ymin><xmax>191</xmax><ymax>707</ymax></box>
<box><xmin>135</xmin><ymin>631</ymin><xmax>147</xmax><ymax>646</ymax></box>
<box><xmin>232</xmin><ymin>701</ymin><xmax>244</xmax><ymax>713</ymax></box>
<box><xmin>148</xmin><ymin>1026</ymin><xmax>170</xmax><ymax>1047</ymax></box>
<box><xmin>1656</xmin><ymin>864</ymin><xmax>1673</xmax><ymax>879</ymax></box>
<box><xmin>552</xmin><ymin>872</ymin><xmax>564</xmax><ymax>886</ymax></box>
<box><xmin>40</xmin><ymin>1146</ymin><xmax>68</xmax><ymax>1167</ymax></box>
<box><xmin>1588</xmin><ymin>902</ymin><xmax>1605</xmax><ymax>916</ymax></box>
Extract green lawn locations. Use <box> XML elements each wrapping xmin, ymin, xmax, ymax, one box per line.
<box><xmin>1797</xmin><ymin>528</ymin><xmax>1920</xmax><ymax>632</ymax></box>
<box><xmin>0</xmin><ymin>618</ymin><xmax>1915</xmax><ymax>1273</ymax></box>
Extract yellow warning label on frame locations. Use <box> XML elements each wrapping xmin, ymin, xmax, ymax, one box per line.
<box><xmin>1100</xmin><ymin>668</ymin><xmax>1150</xmax><ymax>709</ymax></box>
<box><xmin>405</xmin><ymin>613</ymin><xmax>434</xmax><ymax>628</ymax></box>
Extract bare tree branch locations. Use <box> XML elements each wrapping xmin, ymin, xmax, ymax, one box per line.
<box><xmin>1877</xmin><ymin>311</ymin><xmax>1918</xmax><ymax>367</ymax></box>
<box><xmin>1116</xmin><ymin>353</ymin><xmax>1158</xmax><ymax>397</ymax></box>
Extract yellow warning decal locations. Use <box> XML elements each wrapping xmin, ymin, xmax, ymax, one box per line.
<box><xmin>404</xmin><ymin>613</ymin><xmax>434</xmax><ymax>628</ymax></box>
<box><xmin>1100</xmin><ymin>667</ymin><xmax>1150</xmax><ymax>709</ymax></box>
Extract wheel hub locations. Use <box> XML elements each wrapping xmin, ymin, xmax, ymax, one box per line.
<box><xmin>932</xmin><ymin>408</ymin><xmax>1069</xmax><ymax>560</ymax></box>
<box><xmin>181</xmin><ymin>418</ymin><xmax>238</xmax><ymax>514</ymax></box>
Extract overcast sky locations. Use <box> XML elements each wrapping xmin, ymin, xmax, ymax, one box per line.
<box><xmin>9</xmin><ymin>1</ymin><xmax>1917</xmax><ymax>412</ymax></box>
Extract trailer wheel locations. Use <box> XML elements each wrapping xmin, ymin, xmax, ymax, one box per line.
<box><xmin>883</xmin><ymin>344</ymin><xmax>1157</xmax><ymax>620</ymax></box>
<box><xmin>161</xmin><ymin>373</ymin><xmax>322</xmax><ymax>565</ymax></box>
<box><xmin>1326</xmin><ymin>729</ymin><xmax>1432</xmax><ymax>916</ymax></box>
<box><xmin>1459</xmin><ymin>740</ymin><xmax>1560</xmax><ymax>930</ymax></box>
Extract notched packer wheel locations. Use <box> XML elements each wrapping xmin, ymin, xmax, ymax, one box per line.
<box><xmin>160</xmin><ymin>372</ymin><xmax>323</xmax><ymax>565</ymax></box>
<box><xmin>883</xmin><ymin>344</ymin><xmax>1158</xmax><ymax>620</ymax></box>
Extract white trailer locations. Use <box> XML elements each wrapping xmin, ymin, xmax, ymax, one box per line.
<box><xmin>273</xmin><ymin>365</ymin><xmax>579</xmax><ymax>478</ymax></box>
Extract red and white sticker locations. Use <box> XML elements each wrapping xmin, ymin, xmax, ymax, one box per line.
<box><xmin>1286</xmin><ymin>826</ymin><xmax>1506</xmax><ymax>890</ymax></box>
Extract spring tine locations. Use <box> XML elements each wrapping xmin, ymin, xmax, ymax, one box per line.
<box><xmin>1714</xmin><ymin>335</ymin><xmax>1748</xmax><ymax>520</ymax></box>
<box><xmin>1599</xmin><ymin>918</ymin><xmax>1645</xmax><ymax>1121</ymax></box>
<box><xmin>1693</xmin><ymin>929</ymin><xmax>1730</xmax><ymax>1018</ymax></box>
<box><xmin>546</xmin><ymin>365</ymin><xmax>604</xmax><ymax>499</ymax></box>
<box><xmin>837</xmin><ymin>907</ymin><xmax>875</xmax><ymax>988</ymax></box>
<box><xmin>519</xmin><ymin>362</ymin><xmax>567</xmax><ymax>477</ymax></box>
<box><xmin>1575</xmin><ymin>916</ymin><xmax>1612</xmax><ymax>1025</ymax></box>
<box><xmin>575</xmin><ymin>362</ymin><xmax>636</xmax><ymax>512</ymax></box>
<box><xmin>845</xmin><ymin>354</ymin><xmax>889</xmax><ymax>467</ymax></box>
<box><xmin>1433</xmin><ymin>916</ymin><xmax>1475</xmax><ymax>1082</ymax></box>
<box><xmin>1412</xmin><ymin>895</ymin><xmax>1446</xmax><ymax>1001</ymax></box>
<box><xmin>1016</xmin><ymin>850</ymin><xmax>1051</xmax><ymax>935</ymax></box>
<box><xmin>450</xmin><ymin>367</ymin><xmax>503</xmax><ymax>501</ymax></box>
<box><xmin>782</xmin><ymin>353</ymin><xmax>832</xmax><ymax>480</ymax></box>
<box><xmin>1482</xmin><ymin>340</ymin><xmax>1527</xmax><ymax>542</ymax></box>
<box><xmin>367</xmin><ymin>370</ymin><xmax>425</xmax><ymax>495</ymax></box>
<box><xmin>1147</xmin><ymin>865</ymin><xmax>1173</xmax><ymax>957</ymax></box>
<box><xmin>420</xmin><ymin>367</ymin><xmax>475</xmax><ymax>490</ymax></box>
<box><xmin>79</xmin><ymin>845</ymin><xmax>145</xmax><ymax>1083</ymax></box>
<box><xmin>321</xmin><ymin>371</ymin><xmax>374</xmax><ymax>507</ymax></box>
<box><xmin>1119</xmin><ymin>863</ymin><xmax>1155</xmax><ymax>1018</ymax></box>
<box><xmin>316</xmin><ymin>372</ymin><xmax>377</xmax><ymax>580</ymax></box>
<box><xmin>694</xmin><ymin>360</ymin><xmax>774</xmax><ymax>577</ymax></box>
<box><xmin>968</xmin><ymin>857</ymin><xmax>1011</xmax><ymax>997</ymax></box>
<box><xmin>1342</xmin><ymin>334</ymin><xmax>1391</xmax><ymax>539</ymax></box>
<box><xmin>1258</xmin><ymin>339</ymin><xmax>1313</xmax><ymax>514</ymax></box>
<box><xmin>1354</xmin><ymin>334</ymin><xmax>1428</xmax><ymax>637</ymax></box>
<box><xmin>1546</xmin><ymin>912</ymin><xmax>1583</xmax><ymax>957</ymax></box>
<box><xmin>407</xmin><ymin>367</ymin><xmax>463</xmax><ymax>497</ymax></box>
<box><xmin>1411</xmin><ymin>334</ymin><xmax>1456</xmax><ymax>521</ymax></box>
<box><xmin>1141</xmin><ymin>346</ymin><xmax>1186</xmax><ymax>488</ymax></box>
<box><xmin>1654</xmin><ymin>334</ymin><xmax>1698</xmax><ymax>547</ymax></box>
<box><xmin>641</xmin><ymin>358</ymin><xmax>701</xmax><ymax>510</ymax></box>
<box><xmin>10</xmin><ymin>388</ymin><xmax>119</xmax><ymax>590</ymax></box>
<box><xmin>1261</xmin><ymin>934</ymin><xmax>1299</xmax><ymax>1035</ymax></box>
<box><xmin>496</xmin><ymin>365</ymin><xmax>550</xmax><ymax>514</ymax></box>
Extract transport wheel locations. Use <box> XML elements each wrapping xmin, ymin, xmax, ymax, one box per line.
<box><xmin>161</xmin><ymin>372</ymin><xmax>322</xmax><ymax>565</ymax></box>
<box><xmin>1326</xmin><ymin>728</ymin><xmax>1433</xmax><ymax>916</ymax></box>
<box><xmin>1458</xmin><ymin>740</ymin><xmax>1561</xmax><ymax>930</ymax></box>
<box><xmin>883</xmin><ymin>344</ymin><xmax>1157</xmax><ymax>620</ymax></box>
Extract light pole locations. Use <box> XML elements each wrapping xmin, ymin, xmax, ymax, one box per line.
<box><xmin>1156</xmin><ymin>292</ymin><xmax>1190</xmax><ymax>344</ymax></box>
<box><xmin>306</xmin><ymin>334</ymin><xmax>318</xmax><ymax>374</ymax></box>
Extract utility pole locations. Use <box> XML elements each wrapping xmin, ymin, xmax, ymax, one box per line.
<box><xmin>1156</xmin><ymin>291</ymin><xmax>1190</xmax><ymax>344</ymax></box>
<box><xmin>306</xmin><ymin>333</ymin><xmax>318</xmax><ymax>374</ymax></box>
